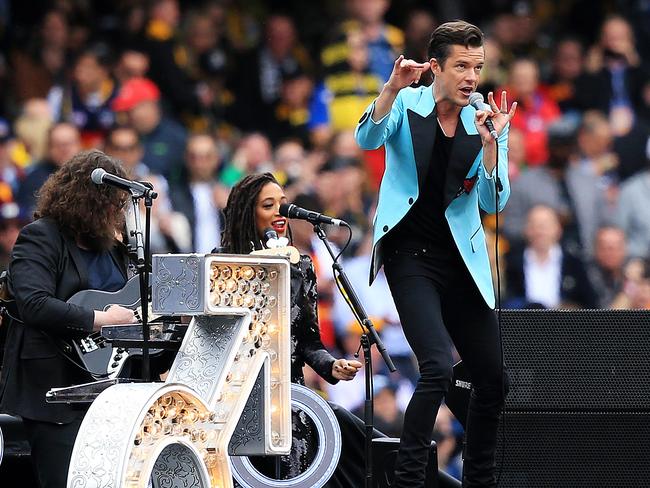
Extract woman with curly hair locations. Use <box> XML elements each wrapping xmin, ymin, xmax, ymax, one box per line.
<box><xmin>222</xmin><ymin>173</ymin><xmax>383</xmax><ymax>487</ymax></box>
<box><xmin>0</xmin><ymin>150</ymin><xmax>138</xmax><ymax>488</ymax></box>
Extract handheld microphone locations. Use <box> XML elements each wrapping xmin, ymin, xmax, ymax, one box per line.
<box><xmin>91</xmin><ymin>168</ymin><xmax>157</xmax><ymax>198</ymax></box>
<box><xmin>264</xmin><ymin>227</ymin><xmax>278</xmax><ymax>241</ymax></box>
<box><xmin>279</xmin><ymin>203</ymin><xmax>348</xmax><ymax>227</ymax></box>
<box><xmin>264</xmin><ymin>227</ymin><xmax>280</xmax><ymax>248</ymax></box>
<box><xmin>263</xmin><ymin>227</ymin><xmax>289</xmax><ymax>249</ymax></box>
<box><xmin>468</xmin><ymin>92</ymin><xmax>498</xmax><ymax>140</ymax></box>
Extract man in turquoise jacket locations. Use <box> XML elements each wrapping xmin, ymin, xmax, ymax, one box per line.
<box><xmin>355</xmin><ymin>21</ymin><xmax>517</xmax><ymax>487</ymax></box>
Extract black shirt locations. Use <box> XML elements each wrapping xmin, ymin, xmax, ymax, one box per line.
<box><xmin>386</xmin><ymin>119</ymin><xmax>457</xmax><ymax>254</ymax></box>
<box><xmin>78</xmin><ymin>248</ymin><xmax>126</xmax><ymax>292</ymax></box>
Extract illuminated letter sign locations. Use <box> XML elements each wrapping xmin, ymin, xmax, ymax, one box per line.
<box><xmin>67</xmin><ymin>254</ymin><xmax>292</xmax><ymax>488</ymax></box>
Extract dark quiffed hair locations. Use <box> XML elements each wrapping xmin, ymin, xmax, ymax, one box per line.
<box><xmin>427</xmin><ymin>20</ymin><xmax>484</xmax><ymax>67</ymax></box>
<box><xmin>221</xmin><ymin>172</ymin><xmax>283</xmax><ymax>254</ymax></box>
<box><xmin>35</xmin><ymin>150</ymin><xmax>128</xmax><ymax>250</ymax></box>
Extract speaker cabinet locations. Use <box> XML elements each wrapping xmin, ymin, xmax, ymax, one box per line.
<box><xmin>449</xmin><ymin>310</ymin><xmax>650</xmax><ymax>488</ymax></box>
<box><xmin>494</xmin><ymin>412</ymin><xmax>650</xmax><ymax>488</ymax></box>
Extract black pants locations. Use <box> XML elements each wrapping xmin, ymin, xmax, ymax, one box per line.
<box><xmin>22</xmin><ymin>417</ymin><xmax>83</xmax><ymax>488</ymax></box>
<box><xmin>383</xmin><ymin>243</ymin><xmax>507</xmax><ymax>488</ymax></box>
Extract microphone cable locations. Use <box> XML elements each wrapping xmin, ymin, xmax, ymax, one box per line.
<box><xmin>493</xmin><ymin>136</ymin><xmax>506</xmax><ymax>488</ymax></box>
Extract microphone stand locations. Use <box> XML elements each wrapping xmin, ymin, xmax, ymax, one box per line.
<box><xmin>127</xmin><ymin>183</ymin><xmax>157</xmax><ymax>381</ymax></box>
<box><xmin>312</xmin><ymin>224</ymin><xmax>395</xmax><ymax>488</ymax></box>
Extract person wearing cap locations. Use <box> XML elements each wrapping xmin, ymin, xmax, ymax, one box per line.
<box><xmin>112</xmin><ymin>77</ymin><xmax>186</xmax><ymax>178</ymax></box>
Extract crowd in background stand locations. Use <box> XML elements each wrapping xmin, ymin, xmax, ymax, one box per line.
<box><xmin>0</xmin><ymin>0</ymin><xmax>648</xmax><ymax>477</ymax></box>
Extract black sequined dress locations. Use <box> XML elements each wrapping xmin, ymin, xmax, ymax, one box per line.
<box><xmin>245</xmin><ymin>255</ymin><xmax>382</xmax><ymax>487</ymax></box>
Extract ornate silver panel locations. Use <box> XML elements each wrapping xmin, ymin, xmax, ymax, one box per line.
<box><xmin>68</xmin><ymin>255</ymin><xmax>293</xmax><ymax>488</ymax></box>
<box><xmin>228</xmin><ymin>367</ymin><xmax>266</xmax><ymax>456</ymax></box>
<box><xmin>152</xmin><ymin>254</ymin><xmax>204</xmax><ymax>315</ymax></box>
<box><xmin>150</xmin><ymin>443</ymin><xmax>210</xmax><ymax>488</ymax></box>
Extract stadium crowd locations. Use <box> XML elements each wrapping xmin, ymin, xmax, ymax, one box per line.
<box><xmin>0</xmin><ymin>0</ymin><xmax>648</xmax><ymax>477</ymax></box>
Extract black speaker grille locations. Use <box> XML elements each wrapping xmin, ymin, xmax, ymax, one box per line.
<box><xmin>495</xmin><ymin>412</ymin><xmax>650</xmax><ymax>488</ymax></box>
<box><xmin>500</xmin><ymin>310</ymin><xmax>650</xmax><ymax>410</ymax></box>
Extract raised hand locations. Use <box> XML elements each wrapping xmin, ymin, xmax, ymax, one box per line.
<box><xmin>474</xmin><ymin>90</ymin><xmax>517</xmax><ymax>142</ymax></box>
<box><xmin>385</xmin><ymin>55</ymin><xmax>431</xmax><ymax>92</ymax></box>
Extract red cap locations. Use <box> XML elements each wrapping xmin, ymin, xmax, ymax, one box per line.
<box><xmin>112</xmin><ymin>78</ymin><xmax>161</xmax><ymax>112</ymax></box>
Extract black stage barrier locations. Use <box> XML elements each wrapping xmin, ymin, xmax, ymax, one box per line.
<box><xmin>447</xmin><ymin>309</ymin><xmax>650</xmax><ymax>488</ymax></box>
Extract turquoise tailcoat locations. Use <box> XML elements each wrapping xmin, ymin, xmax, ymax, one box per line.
<box><xmin>355</xmin><ymin>85</ymin><xmax>510</xmax><ymax>309</ymax></box>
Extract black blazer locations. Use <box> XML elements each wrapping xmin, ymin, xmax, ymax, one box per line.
<box><xmin>0</xmin><ymin>218</ymin><xmax>129</xmax><ymax>423</ymax></box>
<box><xmin>168</xmin><ymin>175</ymin><xmax>224</xmax><ymax>251</ymax></box>
<box><xmin>505</xmin><ymin>245</ymin><xmax>598</xmax><ymax>309</ymax></box>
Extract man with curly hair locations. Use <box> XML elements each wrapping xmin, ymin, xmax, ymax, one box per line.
<box><xmin>0</xmin><ymin>150</ymin><xmax>138</xmax><ymax>488</ymax></box>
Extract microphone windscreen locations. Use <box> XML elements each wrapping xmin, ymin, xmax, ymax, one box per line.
<box><xmin>264</xmin><ymin>227</ymin><xmax>279</xmax><ymax>241</ymax></box>
<box><xmin>468</xmin><ymin>92</ymin><xmax>484</xmax><ymax>108</ymax></box>
<box><xmin>91</xmin><ymin>168</ymin><xmax>106</xmax><ymax>184</ymax></box>
<box><xmin>278</xmin><ymin>203</ymin><xmax>291</xmax><ymax>217</ymax></box>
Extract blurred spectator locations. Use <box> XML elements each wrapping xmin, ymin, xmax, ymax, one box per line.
<box><xmin>612</xmin><ymin>117</ymin><xmax>650</xmax><ymax>182</ymax></box>
<box><xmin>402</xmin><ymin>8</ymin><xmax>437</xmax><ymax>85</ymax></box>
<box><xmin>169</xmin><ymin>134</ymin><xmax>225</xmax><ymax>253</ymax></box>
<box><xmin>330</xmin><ymin>129</ymin><xmax>364</xmax><ymax>160</ymax></box>
<box><xmin>273</xmin><ymin>139</ymin><xmax>306</xmax><ymax>189</ymax></box>
<box><xmin>180</xmin><ymin>9</ymin><xmax>235</xmax><ymax>131</ymax></box>
<box><xmin>220</xmin><ymin>132</ymin><xmax>274</xmax><ymax>187</ymax></box>
<box><xmin>112</xmin><ymin>77</ymin><xmax>187</xmax><ymax>178</ymax></box>
<box><xmin>505</xmin><ymin>126</ymin><xmax>526</xmax><ymax>180</ymax></box>
<box><xmin>142</xmin><ymin>0</ymin><xmax>212</xmax><ymax>121</ymax></box>
<box><xmin>505</xmin><ymin>205</ymin><xmax>598</xmax><ymax>309</ymax></box>
<box><xmin>321</xmin><ymin>0</ymin><xmax>403</xmax><ymax>83</ymax></box>
<box><xmin>354</xmin><ymin>375</ymin><xmax>404</xmax><ymax>438</ymax></box>
<box><xmin>11</xmin><ymin>9</ymin><xmax>69</xmax><ymax>103</ymax></box>
<box><xmin>575</xmin><ymin>110</ymin><xmax>619</xmax><ymax>213</ymax></box>
<box><xmin>576</xmin><ymin>15</ymin><xmax>649</xmax><ymax>121</ymax></box>
<box><xmin>268</xmin><ymin>69</ymin><xmax>314</xmax><ymax>146</ymax></box>
<box><xmin>316</xmin><ymin>155</ymin><xmax>370</xmax><ymax>255</ymax></box>
<box><xmin>114</xmin><ymin>48</ymin><xmax>150</xmax><ymax>85</ymax></box>
<box><xmin>0</xmin><ymin>202</ymin><xmax>28</xmax><ymax>272</ymax></box>
<box><xmin>50</xmin><ymin>43</ymin><xmax>118</xmax><ymax>148</ymax></box>
<box><xmin>504</xmin><ymin>57</ymin><xmax>561</xmax><ymax>166</ymax></box>
<box><xmin>231</xmin><ymin>14</ymin><xmax>312</xmax><ymax>134</ymax></box>
<box><xmin>587</xmin><ymin>226</ymin><xmax>627</xmax><ymax>308</ymax></box>
<box><xmin>488</xmin><ymin>10</ymin><xmax>545</xmax><ymax>66</ymax></box>
<box><xmin>611</xmin><ymin>257</ymin><xmax>650</xmax><ymax>309</ymax></box>
<box><xmin>0</xmin><ymin>121</ymin><xmax>23</xmax><ymax>195</ymax></box>
<box><xmin>480</xmin><ymin>37</ymin><xmax>507</xmax><ymax>96</ymax></box>
<box><xmin>616</xmin><ymin>156</ymin><xmax>650</xmax><ymax>259</ymax></box>
<box><xmin>289</xmin><ymin>192</ymin><xmax>338</xmax><ymax>350</ymax></box>
<box><xmin>16</xmin><ymin>122</ymin><xmax>81</xmax><ymax>217</ymax></box>
<box><xmin>545</xmin><ymin>37</ymin><xmax>585</xmax><ymax>115</ymax></box>
<box><xmin>311</xmin><ymin>30</ymin><xmax>383</xmax><ymax>137</ymax></box>
<box><xmin>12</xmin><ymin>99</ymin><xmax>54</xmax><ymax>166</ymax></box>
<box><xmin>104</xmin><ymin>126</ymin><xmax>191</xmax><ymax>253</ymax></box>
<box><xmin>433</xmin><ymin>405</ymin><xmax>461</xmax><ymax>479</ymax></box>
<box><xmin>503</xmin><ymin>119</ymin><xmax>609</xmax><ymax>256</ymax></box>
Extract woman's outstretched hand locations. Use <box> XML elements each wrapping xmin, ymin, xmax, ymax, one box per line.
<box><xmin>332</xmin><ymin>358</ymin><xmax>363</xmax><ymax>381</ymax></box>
